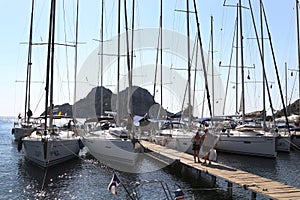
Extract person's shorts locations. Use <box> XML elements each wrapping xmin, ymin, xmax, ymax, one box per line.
<box><xmin>192</xmin><ymin>144</ymin><xmax>200</xmax><ymax>150</ymax></box>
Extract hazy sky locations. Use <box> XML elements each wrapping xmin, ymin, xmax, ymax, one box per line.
<box><xmin>0</xmin><ymin>0</ymin><xmax>298</xmax><ymax>117</ymax></box>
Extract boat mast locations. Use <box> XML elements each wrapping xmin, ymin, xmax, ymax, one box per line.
<box><xmin>153</xmin><ymin>0</ymin><xmax>163</xmax><ymax>119</ymax></box>
<box><xmin>186</xmin><ymin>0</ymin><xmax>192</xmax><ymax>125</ymax></box>
<box><xmin>130</xmin><ymin>0</ymin><xmax>135</xmax><ymax>116</ymax></box>
<box><xmin>44</xmin><ymin>0</ymin><xmax>56</xmax><ymax>132</ymax></box>
<box><xmin>116</xmin><ymin>0</ymin><xmax>121</xmax><ymax>125</ymax></box>
<box><xmin>24</xmin><ymin>0</ymin><xmax>35</xmax><ymax>123</ymax></box>
<box><xmin>235</xmin><ymin>4</ymin><xmax>239</xmax><ymax>115</ymax></box>
<box><xmin>296</xmin><ymin>0</ymin><xmax>300</xmax><ymax>114</ymax></box>
<box><xmin>248</xmin><ymin>0</ymin><xmax>276</xmax><ymax>121</ymax></box>
<box><xmin>260</xmin><ymin>1</ymin><xmax>289</xmax><ymax>126</ymax></box>
<box><xmin>100</xmin><ymin>0</ymin><xmax>104</xmax><ymax>116</ymax></box>
<box><xmin>160</xmin><ymin>0</ymin><xmax>163</xmax><ymax>113</ymax></box>
<box><xmin>49</xmin><ymin>0</ymin><xmax>56</xmax><ymax>129</ymax></box>
<box><xmin>239</xmin><ymin>0</ymin><xmax>246</xmax><ymax>123</ymax></box>
<box><xmin>124</xmin><ymin>0</ymin><xmax>132</xmax><ymax>115</ymax></box>
<box><xmin>192</xmin><ymin>0</ymin><xmax>213</xmax><ymax>119</ymax></box>
<box><xmin>211</xmin><ymin>16</ymin><xmax>215</xmax><ymax>116</ymax></box>
<box><xmin>73</xmin><ymin>0</ymin><xmax>79</xmax><ymax>118</ymax></box>
<box><xmin>260</xmin><ymin>0</ymin><xmax>266</xmax><ymax>129</ymax></box>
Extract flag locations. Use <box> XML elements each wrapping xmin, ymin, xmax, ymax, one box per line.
<box><xmin>107</xmin><ymin>173</ymin><xmax>121</xmax><ymax>194</ymax></box>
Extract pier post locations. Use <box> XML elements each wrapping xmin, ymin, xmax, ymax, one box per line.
<box><xmin>211</xmin><ymin>175</ymin><xmax>216</xmax><ymax>187</ymax></box>
<box><xmin>227</xmin><ymin>181</ymin><xmax>233</xmax><ymax>196</ymax></box>
<box><xmin>251</xmin><ymin>191</ymin><xmax>256</xmax><ymax>200</ymax></box>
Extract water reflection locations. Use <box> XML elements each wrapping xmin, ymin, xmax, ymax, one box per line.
<box><xmin>17</xmin><ymin>158</ymin><xmax>83</xmax><ymax>198</ymax></box>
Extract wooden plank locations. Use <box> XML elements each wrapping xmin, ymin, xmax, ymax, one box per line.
<box><xmin>265</xmin><ymin>192</ymin><xmax>300</xmax><ymax>199</ymax></box>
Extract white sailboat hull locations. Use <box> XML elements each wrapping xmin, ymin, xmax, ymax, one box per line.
<box><xmin>82</xmin><ymin>134</ymin><xmax>138</xmax><ymax>167</ymax></box>
<box><xmin>150</xmin><ymin>128</ymin><xmax>195</xmax><ymax>154</ymax></box>
<box><xmin>275</xmin><ymin>135</ymin><xmax>291</xmax><ymax>152</ymax></box>
<box><xmin>215</xmin><ymin>132</ymin><xmax>277</xmax><ymax>158</ymax></box>
<box><xmin>291</xmin><ymin>134</ymin><xmax>300</xmax><ymax>148</ymax></box>
<box><xmin>165</xmin><ymin>137</ymin><xmax>193</xmax><ymax>154</ymax></box>
<box><xmin>12</xmin><ymin>126</ymin><xmax>34</xmax><ymax>141</ymax></box>
<box><xmin>23</xmin><ymin>135</ymin><xmax>81</xmax><ymax>167</ymax></box>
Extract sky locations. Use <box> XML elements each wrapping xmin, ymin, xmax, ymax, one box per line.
<box><xmin>0</xmin><ymin>0</ymin><xmax>299</xmax><ymax>117</ymax></box>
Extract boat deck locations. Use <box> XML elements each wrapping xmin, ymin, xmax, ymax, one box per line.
<box><xmin>140</xmin><ymin>140</ymin><xmax>300</xmax><ymax>200</ymax></box>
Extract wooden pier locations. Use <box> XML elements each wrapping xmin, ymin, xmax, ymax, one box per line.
<box><xmin>140</xmin><ymin>140</ymin><xmax>300</xmax><ymax>200</ymax></box>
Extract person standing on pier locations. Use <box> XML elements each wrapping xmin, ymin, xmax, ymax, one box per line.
<box><xmin>191</xmin><ymin>130</ymin><xmax>202</xmax><ymax>163</ymax></box>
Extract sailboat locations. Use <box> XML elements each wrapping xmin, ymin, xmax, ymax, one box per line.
<box><xmin>79</xmin><ymin>0</ymin><xmax>140</xmax><ymax>169</ymax></box>
<box><xmin>149</xmin><ymin>0</ymin><xmax>220</xmax><ymax>157</ymax></box>
<box><xmin>147</xmin><ymin>0</ymin><xmax>198</xmax><ymax>154</ymax></box>
<box><xmin>214</xmin><ymin>0</ymin><xmax>278</xmax><ymax>158</ymax></box>
<box><xmin>22</xmin><ymin>0</ymin><xmax>82</xmax><ymax>168</ymax></box>
<box><xmin>12</xmin><ymin>0</ymin><xmax>37</xmax><ymax>141</ymax></box>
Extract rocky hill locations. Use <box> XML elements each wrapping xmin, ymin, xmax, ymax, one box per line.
<box><xmin>71</xmin><ymin>86</ymin><xmax>167</xmax><ymax>119</ymax></box>
<box><xmin>275</xmin><ymin>99</ymin><xmax>300</xmax><ymax>117</ymax></box>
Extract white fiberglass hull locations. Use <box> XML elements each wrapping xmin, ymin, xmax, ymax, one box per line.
<box><xmin>215</xmin><ymin>132</ymin><xmax>277</xmax><ymax>158</ymax></box>
<box><xmin>291</xmin><ymin>134</ymin><xmax>300</xmax><ymax>149</ymax></box>
<box><xmin>275</xmin><ymin>135</ymin><xmax>291</xmax><ymax>152</ymax></box>
<box><xmin>150</xmin><ymin>129</ymin><xmax>195</xmax><ymax>154</ymax></box>
<box><xmin>82</xmin><ymin>133</ymin><xmax>138</xmax><ymax>167</ymax></box>
<box><xmin>22</xmin><ymin>133</ymin><xmax>81</xmax><ymax>167</ymax></box>
<box><xmin>12</xmin><ymin>127</ymin><xmax>34</xmax><ymax>141</ymax></box>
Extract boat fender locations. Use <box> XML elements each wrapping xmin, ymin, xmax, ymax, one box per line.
<box><xmin>12</xmin><ymin>128</ymin><xmax>15</xmax><ymax>135</ymax></box>
<box><xmin>78</xmin><ymin>139</ymin><xmax>85</xmax><ymax>149</ymax></box>
<box><xmin>17</xmin><ymin>138</ymin><xmax>23</xmax><ymax>152</ymax></box>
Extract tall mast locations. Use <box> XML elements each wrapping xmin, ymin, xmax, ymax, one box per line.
<box><xmin>153</xmin><ymin>0</ymin><xmax>163</xmax><ymax>114</ymax></box>
<box><xmin>160</xmin><ymin>0</ymin><xmax>163</xmax><ymax>108</ymax></box>
<box><xmin>100</xmin><ymin>0</ymin><xmax>104</xmax><ymax>116</ymax></box>
<box><xmin>210</xmin><ymin>16</ymin><xmax>214</xmax><ymax>116</ymax></box>
<box><xmin>49</xmin><ymin>0</ymin><xmax>56</xmax><ymax>128</ymax></box>
<box><xmin>296</xmin><ymin>0</ymin><xmax>300</xmax><ymax>113</ymax></box>
<box><xmin>285</xmin><ymin>62</ymin><xmax>288</xmax><ymax>114</ymax></box>
<box><xmin>239</xmin><ymin>0</ymin><xmax>246</xmax><ymax>123</ymax></box>
<box><xmin>24</xmin><ymin>0</ymin><xmax>35</xmax><ymax>123</ymax></box>
<box><xmin>192</xmin><ymin>0</ymin><xmax>213</xmax><ymax>119</ymax></box>
<box><xmin>260</xmin><ymin>0</ymin><xmax>266</xmax><ymax>129</ymax></box>
<box><xmin>116</xmin><ymin>0</ymin><xmax>121</xmax><ymax>125</ymax></box>
<box><xmin>44</xmin><ymin>0</ymin><xmax>56</xmax><ymax>132</ymax></box>
<box><xmin>130</xmin><ymin>0</ymin><xmax>135</xmax><ymax>72</ymax></box>
<box><xmin>73</xmin><ymin>0</ymin><xmax>79</xmax><ymax>118</ymax></box>
<box><xmin>186</xmin><ymin>0</ymin><xmax>192</xmax><ymax>125</ymax></box>
<box><xmin>124</xmin><ymin>0</ymin><xmax>131</xmax><ymax>115</ymax></box>
<box><xmin>235</xmin><ymin>4</ymin><xmax>239</xmax><ymax>115</ymax></box>
<box><xmin>248</xmin><ymin>0</ymin><xmax>276</xmax><ymax>121</ymax></box>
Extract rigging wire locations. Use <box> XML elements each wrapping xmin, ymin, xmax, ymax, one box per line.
<box><xmin>62</xmin><ymin>0</ymin><xmax>71</xmax><ymax>103</ymax></box>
